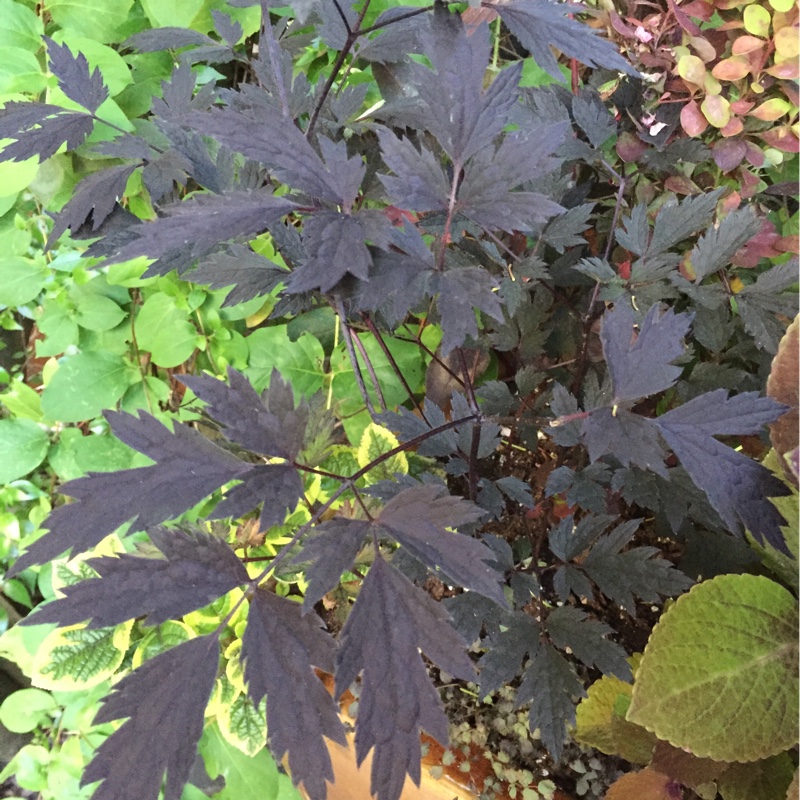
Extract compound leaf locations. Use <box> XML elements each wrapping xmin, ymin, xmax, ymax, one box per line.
<box><xmin>83</xmin><ymin>635</ymin><xmax>219</xmax><ymax>800</ymax></box>
<box><xmin>181</xmin><ymin>367</ymin><xmax>308</xmax><ymax>460</ymax></box>
<box><xmin>517</xmin><ymin>642</ymin><xmax>585</xmax><ymax>762</ymax></box>
<box><xmin>376</xmin><ymin>484</ymin><xmax>505</xmax><ymax>605</ymax></box>
<box><xmin>689</xmin><ymin>206</ymin><xmax>761</xmax><ymax>282</ymax></box>
<box><xmin>44</xmin><ymin>36</ymin><xmax>108</xmax><ymax>113</ymax></box>
<box><xmin>11</xmin><ymin>411</ymin><xmax>249</xmax><ymax>574</ymax></box>
<box><xmin>0</xmin><ymin>102</ymin><xmax>93</xmax><ymax>162</ymax></box>
<box><xmin>22</xmin><ymin>526</ymin><xmax>248</xmax><ymax>629</ymax></box>
<box><xmin>294</xmin><ymin>518</ymin><xmax>371</xmax><ymax>612</ymax></box>
<box><xmin>336</xmin><ymin>555</ymin><xmax>476</xmax><ymax>800</ymax></box>
<box><xmin>647</xmin><ymin>189</ymin><xmax>724</xmax><ymax>257</ymax></box>
<box><xmin>601</xmin><ymin>302</ymin><xmax>693</xmax><ymax>404</ymax></box>
<box><xmin>492</xmin><ymin>0</ymin><xmax>636</xmax><ymax>79</ymax></box>
<box><xmin>242</xmin><ymin>588</ymin><xmax>346</xmax><ymax>800</ymax></box>
<box><xmin>628</xmin><ymin>574</ymin><xmax>799</xmax><ymax>762</ymax></box>
<box><xmin>478</xmin><ymin>610</ymin><xmax>541</xmax><ymax>694</ymax></box>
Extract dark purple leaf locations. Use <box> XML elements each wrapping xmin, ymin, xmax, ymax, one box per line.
<box><xmin>689</xmin><ymin>207</ymin><xmax>761</xmax><ymax>282</ymax></box>
<box><xmin>23</xmin><ymin>526</ymin><xmax>248</xmax><ymax>629</ymax></box>
<box><xmin>211</xmin><ymin>463</ymin><xmax>304</xmax><ymax>531</ymax></box>
<box><xmin>517</xmin><ymin>643</ymin><xmax>584</xmax><ymax>762</ymax></box>
<box><xmin>0</xmin><ymin>106</ymin><xmax>93</xmax><ymax>163</ymax></box>
<box><xmin>494</xmin><ymin>0</ymin><xmax>636</xmax><ymax>79</ymax></box>
<box><xmin>44</xmin><ymin>36</ymin><xmax>108</xmax><ymax>113</ymax></box>
<box><xmin>181</xmin><ymin>367</ymin><xmax>308</xmax><ymax>460</ymax></box>
<box><xmin>457</xmin><ymin>127</ymin><xmax>567</xmax><ymax>232</ymax></box>
<box><xmin>541</xmin><ymin>203</ymin><xmax>595</xmax><ymax>253</ymax></box>
<box><xmin>425</xmin><ymin>267</ymin><xmax>505</xmax><ymax>356</ymax></box>
<box><xmin>545</xmin><ymin>605</ymin><xmax>629</xmax><ymax>678</ymax></box>
<box><xmin>293</xmin><ymin>518</ymin><xmax>371</xmax><ymax>612</ymax></box>
<box><xmin>242</xmin><ymin>588</ymin><xmax>346</xmax><ymax>800</ymax></box>
<box><xmin>736</xmin><ymin>260</ymin><xmax>799</xmax><ymax>353</ymax></box>
<box><xmin>141</xmin><ymin>149</ymin><xmax>192</xmax><ymax>203</ymax></box>
<box><xmin>647</xmin><ymin>189</ymin><xmax>724</xmax><ymax>257</ymax></box>
<box><xmin>152</xmin><ymin>62</ymin><xmax>216</xmax><ymax>120</ymax></box>
<box><xmin>601</xmin><ymin>302</ymin><xmax>693</xmax><ymax>403</ymax></box>
<box><xmin>376</xmin><ymin>485</ymin><xmax>505</xmax><ymax>604</ymax></box>
<box><xmin>377</xmin><ymin>130</ymin><xmax>451</xmax><ymax>212</ymax></box>
<box><xmin>287</xmin><ymin>211</ymin><xmax>374</xmax><ymax>293</ymax></box>
<box><xmin>188</xmin><ymin>244</ymin><xmax>286</xmax><ymax>306</ymax></box>
<box><xmin>580</xmin><ymin>519</ymin><xmax>693</xmax><ymax>611</ymax></box>
<box><xmin>336</xmin><ymin>555</ymin><xmax>476</xmax><ymax>800</ymax></box>
<box><xmin>657</xmin><ymin>412</ymin><xmax>791</xmax><ymax>551</ymax></box>
<box><xmin>101</xmin><ymin>190</ymin><xmax>294</xmax><ymax>275</ymax></box>
<box><xmin>444</xmin><ymin>591</ymin><xmax>505</xmax><ymax>645</ymax></box>
<box><xmin>356</xmin><ymin>8</ymin><xmax>427</xmax><ymax>63</ymax></box>
<box><xmin>46</xmin><ymin>164</ymin><xmax>139</xmax><ymax>250</ymax></box>
<box><xmin>582</xmin><ymin>408</ymin><xmax>668</xmax><ymax>477</ymax></box>
<box><xmin>83</xmin><ymin>635</ymin><xmax>219</xmax><ymax>800</ymax></box>
<box><xmin>478</xmin><ymin>611</ymin><xmax>541</xmax><ymax>694</ymax></box>
<box><xmin>212</xmin><ymin>10</ymin><xmax>243</xmax><ymax>46</ymax></box>
<box><xmin>125</xmin><ymin>28</ymin><xmax>217</xmax><ymax>53</ymax></box>
<box><xmin>10</xmin><ymin>411</ymin><xmax>249</xmax><ymax>575</ymax></box>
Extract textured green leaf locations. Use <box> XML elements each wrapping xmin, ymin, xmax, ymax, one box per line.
<box><xmin>73</xmin><ymin>292</ymin><xmax>127</xmax><ymax>332</ymax></box>
<box><xmin>628</xmin><ymin>574</ymin><xmax>799</xmax><ymax>761</ymax></box>
<box><xmin>31</xmin><ymin>621</ymin><xmax>133</xmax><ymax>690</ymax></box>
<box><xmin>41</xmin><ymin>351</ymin><xmax>135</xmax><ymax>422</ymax></box>
<box><xmin>356</xmin><ymin>422</ymin><xmax>407</xmax><ymax>483</ymax></box>
<box><xmin>0</xmin><ymin>257</ymin><xmax>48</xmax><ymax>306</ymax></box>
<box><xmin>0</xmin><ymin>47</ymin><xmax>46</xmax><ymax>93</ymax></box>
<box><xmin>218</xmin><ymin>691</ymin><xmax>267</xmax><ymax>757</ymax></box>
<box><xmin>135</xmin><ymin>293</ymin><xmax>200</xmax><ymax>368</ymax></box>
<box><xmin>0</xmin><ymin>419</ymin><xmax>49</xmax><ymax>482</ymax></box>
<box><xmin>246</xmin><ymin>327</ymin><xmax>325</xmax><ymax>397</ymax></box>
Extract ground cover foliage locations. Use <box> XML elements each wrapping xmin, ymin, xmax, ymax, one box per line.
<box><xmin>0</xmin><ymin>0</ymin><xmax>797</xmax><ymax>799</ymax></box>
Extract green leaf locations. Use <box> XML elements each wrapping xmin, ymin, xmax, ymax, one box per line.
<box><xmin>628</xmin><ymin>574</ymin><xmax>799</xmax><ymax>762</ymax></box>
<box><xmin>0</xmin><ymin>0</ymin><xmax>44</xmax><ymax>52</ymax></box>
<box><xmin>0</xmin><ymin>688</ymin><xmax>57</xmax><ymax>733</ymax></box>
<box><xmin>198</xmin><ymin>721</ymin><xmax>294</xmax><ymax>800</ymax></box>
<box><xmin>0</xmin><ymin>47</ymin><xmax>46</xmax><ymax>94</ymax></box>
<box><xmin>218</xmin><ymin>691</ymin><xmax>267</xmax><ymax>757</ymax></box>
<box><xmin>0</xmin><ymin>257</ymin><xmax>49</xmax><ymax>306</ymax></box>
<box><xmin>135</xmin><ymin>293</ymin><xmax>200</xmax><ymax>368</ymax></box>
<box><xmin>47</xmin><ymin>0</ymin><xmax>134</xmax><ymax>43</ymax></box>
<box><xmin>73</xmin><ymin>291</ymin><xmax>127</xmax><ymax>332</ymax></box>
<box><xmin>246</xmin><ymin>327</ymin><xmax>325</xmax><ymax>397</ymax></box>
<box><xmin>0</xmin><ymin>419</ymin><xmax>49</xmax><ymax>483</ymax></box>
<box><xmin>41</xmin><ymin>351</ymin><xmax>135</xmax><ymax>422</ymax></box>
<box><xmin>31</xmin><ymin>621</ymin><xmax>133</xmax><ymax>690</ymax></box>
<box><xmin>140</xmin><ymin>0</ymin><xmax>208</xmax><ymax>29</ymax></box>
<box><xmin>0</xmin><ymin>154</ymin><xmax>39</xmax><ymax>197</ymax></box>
<box><xmin>718</xmin><ymin>753</ymin><xmax>795</xmax><ymax>800</ymax></box>
<box><xmin>0</xmin><ymin>379</ymin><xmax>43</xmax><ymax>421</ymax></box>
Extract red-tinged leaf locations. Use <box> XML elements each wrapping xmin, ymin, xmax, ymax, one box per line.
<box><xmin>600</xmin><ymin>302</ymin><xmax>693</xmax><ymax>404</ymax></box>
<box><xmin>242</xmin><ymin>588</ymin><xmax>346</xmax><ymax>800</ymax></box>
<box><xmin>751</xmin><ymin>98</ymin><xmax>792</xmax><ymax>121</ymax></box>
<box><xmin>765</xmin><ymin>60</ymin><xmax>800</xmax><ymax>79</ymax></box>
<box><xmin>21</xmin><ymin>526</ymin><xmax>248</xmax><ymax>629</ymax></box>
<box><xmin>616</xmin><ymin>130</ymin><xmax>648</xmax><ymax>162</ymax></box>
<box><xmin>46</xmin><ymin>164</ymin><xmax>139</xmax><ymax>250</ymax></box>
<box><xmin>604</xmin><ymin>768</ymin><xmax>682</xmax><ymax>800</ymax></box>
<box><xmin>732</xmin><ymin>35</ymin><xmax>766</xmax><ymax>55</ymax></box>
<box><xmin>680</xmin><ymin>100</ymin><xmax>708</xmax><ymax>137</ymax></box>
<box><xmin>83</xmin><ymin>636</ymin><xmax>219</xmax><ymax>800</ymax></box>
<box><xmin>10</xmin><ymin>411</ymin><xmax>249</xmax><ymax>575</ymax></box>
<box><xmin>180</xmin><ymin>367</ymin><xmax>308</xmax><ymax>461</ymax></box>
<box><xmin>759</xmin><ymin>125</ymin><xmax>800</xmax><ymax>153</ymax></box>
<box><xmin>44</xmin><ymin>36</ymin><xmax>108</xmax><ymax>113</ymax></box>
<box><xmin>294</xmin><ymin>518</ymin><xmax>371</xmax><ymax>612</ymax></box>
<box><xmin>719</xmin><ymin>116</ymin><xmax>744</xmax><ymax>137</ymax></box>
<box><xmin>711</xmin><ymin>56</ymin><xmax>751</xmax><ymax>81</ymax></box>
<box><xmin>712</xmin><ymin>138</ymin><xmax>747</xmax><ymax>172</ymax></box>
<box><xmin>336</xmin><ymin>555</ymin><xmax>476</xmax><ymax>800</ymax></box>
<box><xmin>701</xmin><ymin>94</ymin><xmax>731</xmax><ymax>128</ymax></box>
<box><xmin>376</xmin><ymin>484</ymin><xmax>506</xmax><ymax>605</ymax></box>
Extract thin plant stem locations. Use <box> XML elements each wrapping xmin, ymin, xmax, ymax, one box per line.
<box><xmin>362</xmin><ymin>315</ymin><xmax>427</xmax><ymax>421</ymax></box>
<box><xmin>351</xmin><ymin>325</ymin><xmax>387</xmax><ymax>412</ymax></box>
<box><xmin>335</xmin><ymin>295</ymin><xmax>376</xmax><ymax>415</ymax></box>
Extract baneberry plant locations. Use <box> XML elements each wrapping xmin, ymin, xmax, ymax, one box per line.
<box><xmin>0</xmin><ymin>1</ymin><xmax>796</xmax><ymax>799</ymax></box>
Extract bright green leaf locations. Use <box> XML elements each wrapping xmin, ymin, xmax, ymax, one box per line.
<box><xmin>0</xmin><ymin>379</ymin><xmax>43</xmax><ymax>421</ymax></box>
<box><xmin>218</xmin><ymin>691</ymin><xmax>267</xmax><ymax>757</ymax></box>
<box><xmin>0</xmin><ymin>257</ymin><xmax>48</xmax><ymax>306</ymax></box>
<box><xmin>628</xmin><ymin>574</ymin><xmax>799</xmax><ymax>762</ymax></box>
<box><xmin>0</xmin><ymin>688</ymin><xmax>57</xmax><ymax>733</ymax></box>
<box><xmin>0</xmin><ymin>419</ymin><xmax>49</xmax><ymax>482</ymax></box>
<box><xmin>357</xmin><ymin>422</ymin><xmax>408</xmax><ymax>483</ymax></box>
<box><xmin>743</xmin><ymin>5</ymin><xmax>771</xmax><ymax>37</ymax></box>
<box><xmin>41</xmin><ymin>351</ymin><xmax>135</xmax><ymax>422</ymax></box>
<box><xmin>47</xmin><ymin>0</ymin><xmax>134</xmax><ymax>43</ymax></box>
<box><xmin>134</xmin><ymin>293</ymin><xmax>199</xmax><ymax>367</ymax></box>
<box><xmin>246</xmin><ymin>326</ymin><xmax>325</xmax><ymax>397</ymax></box>
<box><xmin>73</xmin><ymin>292</ymin><xmax>127</xmax><ymax>332</ymax></box>
<box><xmin>0</xmin><ymin>151</ymin><xmax>39</xmax><ymax>196</ymax></box>
<box><xmin>0</xmin><ymin>47</ymin><xmax>45</xmax><ymax>94</ymax></box>
<box><xmin>0</xmin><ymin>0</ymin><xmax>44</xmax><ymax>52</ymax></box>
<box><xmin>140</xmin><ymin>0</ymin><xmax>208</xmax><ymax>29</ymax></box>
